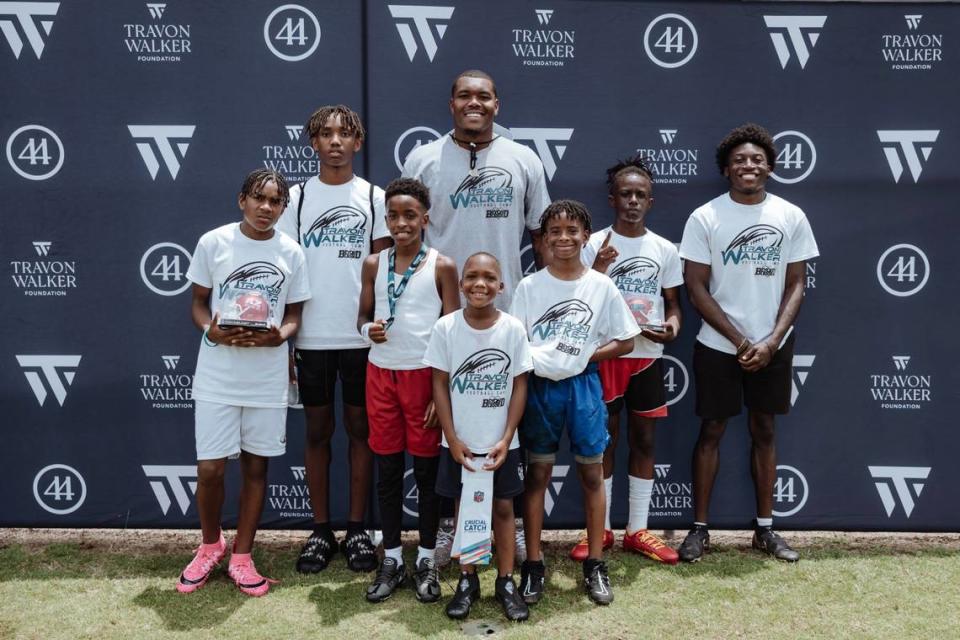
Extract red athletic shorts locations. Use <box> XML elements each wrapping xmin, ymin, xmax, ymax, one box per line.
<box><xmin>599</xmin><ymin>357</ymin><xmax>668</xmax><ymax>418</ymax></box>
<box><xmin>366</xmin><ymin>363</ymin><xmax>440</xmax><ymax>457</ymax></box>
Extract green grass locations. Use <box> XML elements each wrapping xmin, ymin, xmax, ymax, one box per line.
<box><xmin>1</xmin><ymin>533</ymin><xmax>959</xmax><ymax>639</ymax></box>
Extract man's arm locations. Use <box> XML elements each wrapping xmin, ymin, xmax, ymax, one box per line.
<box><xmin>357</xmin><ymin>254</ymin><xmax>386</xmax><ymax>343</ymax></box>
<box><xmin>435</xmin><ymin>255</ymin><xmax>461</xmax><ymax>316</ymax></box>
<box><xmin>529</xmin><ymin>228</ymin><xmax>545</xmax><ymax>270</ymax></box>
<box><xmin>684</xmin><ymin>260</ymin><xmax>747</xmax><ymax>348</ymax></box>
<box><xmin>739</xmin><ymin>260</ymin><xmax>806</xmax><ymax>372</ymax></box>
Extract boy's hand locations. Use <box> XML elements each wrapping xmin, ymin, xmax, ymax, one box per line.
<box><xmin>483</xmin><ymin>440</ymin><xmax>508</xmax><ymax>471</ymax></box>
<box><xmin>368</xmin><ymin>319</ymin><xmax>388</xmax><ymax>343</ymax></box>
<box><xmin>205</xmin><ymin>313</ymin><xmax>243</xmax><ymax>345</ymax></box>
<box><xmin>242</xmin><ymin>326</ymin><xmax>284</xmax><ymax>348</ymax></box>
<box><xmin>592</xmin><ymin>231</ymin><xmax>619</xmax><ymax>272</ymax></box>
<box><xmin>640</xmin><ymin>324</ymin><xmax>676</xmax><ymax>344</ymax></box>
<box><xmin>450</xmin><ymin>440</ymin><xmax>474</xmax><ymax>471</ymax></box>
<box><xmin>423</xmin><ymin>401</ymin><xmax>438</xmax><ymax>429</ymax></box>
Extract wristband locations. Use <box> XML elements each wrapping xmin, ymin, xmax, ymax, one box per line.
<box><xmin>360</xmin><ymin>322</ymin><xmax>374</xmax><ymax>340</ymax></box>
<box><xmin>735</xmin><ymin>338</ymin><xmax>751</xmax><ymax>357</ymax></box>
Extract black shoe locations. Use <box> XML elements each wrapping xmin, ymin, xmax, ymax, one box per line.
<box><xmin>445</xmin><ymin>572</ymin><xmax>480</xmax><ymax>620</ymax></box>
<box><xmin>413</xmin><ymin>557</ymin><xmax>441</xmax><ymax>603</ymax></box>
<box><xmin>495</xmin><ymin>575</ymin><xmax>529</xmax><ymax>621</ymax></box>
<box><xmin>752</xmin><ymin>527</ymin><xmax>800</xmax><ymax>562</ymax></box>
<box><xmin>678</xmin><ymin>526</ymin><xmax>710</xmax><ymax>563</ymax></box>
<box><xmin>296</xmin><ymin>531</ymin><xmax>337</xmax><ymax>573</ymax></box>
<box><xmin>518</xmin><ymin>559</ymin><xmax>545</xmax><ymax>605</ymax></box>
<box><xmin>341</xmin><ymin>530</ymin><xmax>378</xmax><ymax>572</ymax></box>
<box><xmin>366</xmin><ymin>557</ymin><xmax>406</xmax><ymax>603</ymax></box>
<box><xmin>583</xmin><ymin>559</ymin><xmax>614</xmax><ymax>606</ymax></box>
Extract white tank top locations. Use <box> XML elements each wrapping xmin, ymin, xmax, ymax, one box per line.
<box><xmin>368</xmin><ymin>247</ymin><xmax>441</xmax><ymax>370</ymax></box>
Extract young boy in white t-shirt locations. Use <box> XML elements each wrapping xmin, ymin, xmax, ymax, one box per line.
<box><xmin>178</xmin><ymin>169</ymin><xmax>310</xmax><ymax>597</ymax></box>
<box><xmin>577</xmin><ymin>155</ymin><xmax>682</xmax><ymax>565</ymax></box>
<box><xmin>276</xmin><ymin>105</ymin><xmax>391</xmax><ymax>574</ymax></box>
<box><xmin>510</xmin><ymin>200</ymin><xmax>640</xmax><ymax>606</ymax></box>
<box><xmin>424</xmin><ymin>252</ymin><xmax>533</xmax><ymax>622</ymax></box>
<box><xmin>357</xmin><ymin>178</ymin><xmax>460</xmax><ymax>604</ymax></box>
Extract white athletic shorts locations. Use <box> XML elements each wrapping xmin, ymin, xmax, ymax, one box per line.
<box><xmin>194</xmin><ymin>400</ymin><xmax>287</xmax><ymax>460</ymax></box>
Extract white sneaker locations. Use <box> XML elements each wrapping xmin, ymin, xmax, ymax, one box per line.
<box><xmin>514</xmin><ymin>518</ymin><xmax>527</xmax><ymax>564</ymax></box>
<box><xmin>435</xmin><ymin>517</ymin><xmax>455</xmax><ymax>568</ymax></box>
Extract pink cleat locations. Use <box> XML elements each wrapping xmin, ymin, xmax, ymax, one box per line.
<box><xmin>176</xmin><ymin>532</ymin><xmax>227</xmax><ymax>593</ymax></box>
<box><xmin>228</xmin><ymin>553</ymin><xmax>278</xmax><ymax>597</ymax></box>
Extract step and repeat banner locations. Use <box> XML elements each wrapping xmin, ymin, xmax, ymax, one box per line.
<box><xmin>2</xmin><ymin>1</ymin><xmax>957</xmax><ymax>531</ymax></box>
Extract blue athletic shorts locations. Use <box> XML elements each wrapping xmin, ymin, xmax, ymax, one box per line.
<box><xmin>520</xmin><ymin>363</ymin><xmax>609</xmax><ymax>460</ymax></box>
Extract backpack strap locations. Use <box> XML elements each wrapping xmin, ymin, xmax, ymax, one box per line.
<box><xmin>295</xmin><ymin>180</ymin><xmax>308</xmax><ymax>245</ymax></box>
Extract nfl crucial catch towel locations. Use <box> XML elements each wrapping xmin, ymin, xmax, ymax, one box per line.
<box><xmin>452</xmin><ymin>467</ymin><xmax>494</xmax><ymax>565</ymax></box>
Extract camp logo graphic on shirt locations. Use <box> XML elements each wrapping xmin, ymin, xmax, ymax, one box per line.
<box><xmin>531</xmin><ymin>299</ymin><xmax>593</xmax><ymax>355</ymax></box>
<box><xmin>451</xmin><ymin>348</ymin><xmax>511</xmax><ymax>404</ymax></box>
<box><xmin>720</xmin><ymin>225</ymin><xmax>784</xmax><ymax>275</ymax></box>
<box><xmin>218</xmin><ymin>261</ymin><xmax>285</xmax><ymax>305</ymax></box>
<box><xmin>608</xmin><ymin>256</ymin><xmax>661</xmax><ymax>295</ymax></box>
<box><xmin>449</xmin><ymin>167</ymin><xmax>515</xmax><ymax>218</ymax></box>
<box><xmin>302</xmin><ymin>205</ymin><xmax>367</xmax><ymax>256</ymax></box>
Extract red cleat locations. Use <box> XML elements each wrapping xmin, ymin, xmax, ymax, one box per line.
<box><xmin>623</xmin><ymin>529</ymin><xmax>679</xmax><ymax>565</ymax></box>
<box><xmin>569</xmin><ymin>529</ymin><xmax>614</xmax><ymax>562</ymax></box>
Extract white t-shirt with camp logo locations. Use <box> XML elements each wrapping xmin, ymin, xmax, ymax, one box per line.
<box><xmin>509</xmin><ymin>268</ymin><xmax>640</xmax><ymax>382</ymax></box>
<box><xmin>423</xmin><ymin>310</ymin><xmax>533</xmax><ymax>453</ymax></box>
<box><xmin>679</xmin><ymin>192</ymin><xmax>819</xmax><ymax>355</ymax></box>
<box><xmin>277</xmin><ymin>175</ymin><xmax>389</xmax><ymax>350</ymax></box>
<box><xmin>187</xmin><ymin>223</ymin><xmax>311</xmax><ymax>408</ymax></box>
<box><xmin>402</xmin><ymin>135</ymin><xmax>550</xmax><ymax>310</ymax></box>
<box><xmin>581</xmin><ymin>227</ymin><xmax>683</xmax><ymax>359</ymax></box>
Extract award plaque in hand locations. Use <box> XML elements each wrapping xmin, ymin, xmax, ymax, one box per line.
<box><xmin>624</xmin><ymin>292</ymin><xmax>666</xmax><ymax>333</ymax></box>
<box><xmin>218</xmin><ymin>290</ymin><xmax>271</xmax><ymax>331</ymax></box>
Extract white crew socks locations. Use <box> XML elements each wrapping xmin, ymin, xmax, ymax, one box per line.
<box><xmin>627</xmin><ymin>476</ymin><xmax>654</xmax><ymax>533</ymax></box>
<box><xmin>417</xmin><ymin>545</ymin><xmax>435</xmax><ymax>564</ymax></box>
<box><xmin>756</xmin><ymin>517</ymin><xmax>773</xmax><ymax>528</ymax></box>
<box><xmin>384</xmin><ymin>546</ymin><xmax>403</xmax><ymax>564</ymax></box>
<box><xmin>603</xmin><ymin>476</ymin><xmax>613</xmax><ymax>530</ymax></box>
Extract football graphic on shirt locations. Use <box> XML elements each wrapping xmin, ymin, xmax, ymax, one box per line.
<box><xmin>532</xmin><ymin>299</ymin><xmax>594</xmax><ymax>328</ymax></box>
<box><xmin>307</xmin><ymin>206</ymin><xmax>367</xmax><ymax>233</ymax></box>
<box><xmin>453</xmin><ymin>167</ymin><xmax>514</xmax><ymax>195</ymax></box>
<box><xmin>453</xmin><ymin>348</ymin><xmax>512</xmax><ymax>378</ymax></box>
<box><xmin>221</xmin><ymin>261</ymin><xmax>286</xmax><ymax>291</ymax></box>
<box><xmin>608</xmin><ymin>256</ymin><xmax>661</xmax><ymax>281</ymax></box>
<box><xmin>724</xmin><ymin>224</ymin><xmax>784</xmax><ymax>251</ymax></box>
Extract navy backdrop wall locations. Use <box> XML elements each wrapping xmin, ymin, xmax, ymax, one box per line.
<box><xmin>2</xmin><ymin>1</ymin><xmax>956</xmax><ymax>531</ymax></box>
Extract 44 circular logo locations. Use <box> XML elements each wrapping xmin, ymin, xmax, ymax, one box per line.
<box><xmin>661</xmin><ymin>354</ymin><xmax>689</xmax><ymax>406</ymax></box>
<box><xmin>140</xmin><ymin>242</ymin><xmax>192</xmax><ymax>296</ymax></box>
<box><xmin>773</xmin><ymin>464</ymin><xmax>809</xmax><ymax>517</ymax></box>
<box><xmin>33</xmin><ymin>464</ymin><xmax>87</xmax><ymax>515</ymax></box>
<box><xmin>6</xmin><ymin>124</ymin><xmax>65</xmax><ymax>181</ymax></box>
<box><xmin>644</xmin><ymin>14</ymin><xmax>698</xmax><ymax>69</ymax></box>
<box><xmin>877</xmin><ymin>244</ymin><xmax>929</xmax><ymax>297</ymax></box>
<box><xmin>264</xmin><ymin>4</ymin><xmax>321</xmax><ymax>61</ymax></box>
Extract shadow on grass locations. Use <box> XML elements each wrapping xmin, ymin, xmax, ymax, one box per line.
<box><xmin>132</xmin><ymin>583</ymin><xmax>247</xmax><ymax>631</ymax></box>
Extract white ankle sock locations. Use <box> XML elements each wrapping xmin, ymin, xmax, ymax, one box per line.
<box><xmin>603</xmin><ymin>476</ymin><xmax>613</xmax><ymax>530</ymax></box>
<box><xmin>417</xmin><ymin>545</ymin><xmax>435</xmax><ymax>564</ymax></box>
<box><xmin>627</xmin><ymin>475</ymin><xmax>654</xmax><ymax>533</ymax></box>
<box><xmin>384</xmin><ymin>546</ymin><xmax>403</xmax><ymax>564</ymax></box>
<box><xmin>756</xmin><ymin>517</ymin><xmax>773</xmax><ymax>528</ymax></box>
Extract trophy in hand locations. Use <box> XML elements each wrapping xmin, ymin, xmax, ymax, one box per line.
<box><xmin>219</xmin><ymin>290</ymin><xmax>272</xmax><ymax>331</ymax></box>
<box><xmin>624</xmin><ymin>292</ymin><xmax>666</xmax><ymax>333</ymax></box>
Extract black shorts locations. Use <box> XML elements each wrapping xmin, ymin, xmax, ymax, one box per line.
<box><xmin>693</xmin><ymin>332</ymin><xmax>795</xmax><ymax>420</ymax></box>
<box><xmin>435</xmin><ymin>447</ymin><xmax>525</xmax><ymax>500</ymax></box>
<box><xmin>606</xmin><ymin>359</ymin><xmax>667</xmax><ymax>416</ymax></box>
<box><xmin>295</xmin><ymin>348</ymin><xmax>369</xmax><ymax>407</ymax></box>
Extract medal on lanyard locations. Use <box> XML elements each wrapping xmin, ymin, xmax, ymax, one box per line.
<box><xmin>385</xmin><ymin>245</ymin><xmax>428</xmax><ymax>330</ymax></box>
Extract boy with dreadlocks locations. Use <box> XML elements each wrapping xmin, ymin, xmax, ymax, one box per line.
<box><xmin>277</xmin><ymin>105</ymin><xmax>391</xmax><ymax>574</ymax></box>
<box><xmin>178</xmin><ymin>169</ymin><xmax>310</xmax><ymax>596</ymax></box>
<box><xmin>575</xmin><ymin>155</ymin><xmax>682</xmax><ymax>565</ymax></box>
<box><xmin>509</xmin><ymin>200</ymin><xmax>639</xmax><ymax>606</ymax></box>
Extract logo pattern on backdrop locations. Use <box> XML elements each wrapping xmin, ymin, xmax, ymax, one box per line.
<box><xmin>388</xmin><ymin>5</ymin><xmax>454</xmax><ymax>62</ymax></box>
<box><xmin>0</xmin><ymin>1</ymin><xmax>59</xmax><ymax>59</ymax></box>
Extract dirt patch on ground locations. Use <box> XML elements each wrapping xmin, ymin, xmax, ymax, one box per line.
<box><xmin>2</xmin><ymin>528</ymin><xmax>958</xmax><ymax>555</ymax></box>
